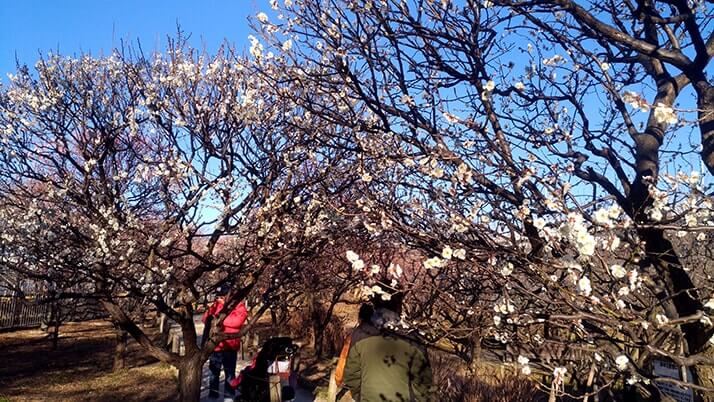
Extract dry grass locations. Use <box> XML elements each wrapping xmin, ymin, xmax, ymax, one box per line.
<box><xmin>0</xmin><ymin>320</ymin><xmax>177</xmax><ymax>402</ymax></box>
<box><xmin>432</xmin><ymin>354</ymin><xmax>549</xmax><ymax>402</ymax></box>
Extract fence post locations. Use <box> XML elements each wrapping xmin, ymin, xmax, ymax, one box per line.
<box><xmin>327</xmin><ymin>367</ymin><xmax>338</xmax><ymax>402</ymax></box>
<box><xmin>9</xmin><ymin>296</ymin><xmax>20</xmax><ymax>328</ymax></box>
<box><xmin>252</xmin><ymin>333</ymin><xmax>260</xmax><ymax>354</ymax></box>
<box><xmin>171</xmin><ymin>331</ymin><xmax>181</xmax><ymax>354</ymax></box>
<box><xmin>241</xmin><ymin>333</ymin><xmax>249</xmax><ymax>360</ymax></box>
<box><xmin>268</xmin><ymin>375</ymin><xmax>282</xmax><ymax>402</ymax></box>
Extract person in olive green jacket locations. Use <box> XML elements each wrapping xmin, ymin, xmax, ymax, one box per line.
<box><xmin>343</xmin><ymin>292</ymin><xmax>434</xmax><ymax>402</ymax></box>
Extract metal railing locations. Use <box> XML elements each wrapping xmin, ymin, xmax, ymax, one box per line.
<box><xmin>0</xmin><ymin>295</ymin><xmax>49</xmax><ymax>330</ymax></box>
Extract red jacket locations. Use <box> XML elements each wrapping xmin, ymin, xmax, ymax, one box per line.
<box><xmin>202</xmin><ymin>299</ymin><xmax>248</xmax><ymax>351</ymax></box>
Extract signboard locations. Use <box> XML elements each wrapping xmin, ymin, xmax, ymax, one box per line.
<box><xmin>652</xmin><ymin>359</ymin><xmax>694</xmax><ymax>402</ymax></box>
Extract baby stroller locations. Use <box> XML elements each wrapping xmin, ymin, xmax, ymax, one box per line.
<box><xmin>232</xmin><ymin>337</ymin><xmax>299</xmax><ymax>401</ymax></box>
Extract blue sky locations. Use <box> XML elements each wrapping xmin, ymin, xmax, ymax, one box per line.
<box><xmin>0</xmin><ymin>0</ymin><xmax>261</xmax><ymax>77</ymax></box>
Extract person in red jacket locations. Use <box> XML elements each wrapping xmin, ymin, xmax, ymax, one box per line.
<box><xmin>202</xmin><ymin>286</ymin><xmax>248</xmax><ymax>400</ymax></box>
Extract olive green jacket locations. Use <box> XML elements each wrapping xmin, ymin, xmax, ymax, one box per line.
<box><xmin>343</xmin><ymin>321</ymin><xmax>434</xmax><ymax>402</ymax></box>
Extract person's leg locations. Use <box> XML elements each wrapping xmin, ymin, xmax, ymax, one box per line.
<box><xmin>222</xmin><ymin>350</ymin><xmax>238</xmax><ymax>397</ymax></box>
<box><xmin>208</xmin><ymin>352</ymin><xmax>222</xmax><ymax>398</ymax></box>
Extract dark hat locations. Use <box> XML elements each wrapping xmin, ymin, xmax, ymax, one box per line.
<box><xmin>215</xmin><ymin>285</ymin><xmax>230</xmax><ymax>296</ymax></box>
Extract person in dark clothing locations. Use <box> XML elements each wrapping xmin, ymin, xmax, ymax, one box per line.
<box><xmin>203</xmin><ymin>286</ymin><xmax>248</xmax><ymax>400</ymax></box>
<box><xmin>343</xmin><ymin>290</ymin><xmax>434</xmax><ymax>402</ymax></box>
<box><xmin>336</xmin><ymin>303</ymin><xmax>374</xmax><ymax>387</ymax></box>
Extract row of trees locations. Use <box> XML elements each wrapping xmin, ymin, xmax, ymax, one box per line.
<box><xmin>1</xmin><ymin>0</ymin><xmax>713</xmax><ymax>400</ymax></box>
<box><xmin>253</xmin><ymin>0</ymin><xmax>714</xmax><ymax>400</ymax></box>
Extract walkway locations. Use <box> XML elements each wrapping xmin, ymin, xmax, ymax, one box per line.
<box><xmin>181</xmin><ymin>315</ymin><xmax>314</xmax><ymax>402</ymax></box>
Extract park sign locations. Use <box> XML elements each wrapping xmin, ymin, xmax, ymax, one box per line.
<box><xmin>652</xmin><ymin>359</ymin><xmax>694</xmax><ymax>402</ymax></box>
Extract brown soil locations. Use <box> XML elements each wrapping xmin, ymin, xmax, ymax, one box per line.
<box><xmin>0</xmin><ymin>320</ymin><xmax>177</xmax><ymax>402</ymax></box>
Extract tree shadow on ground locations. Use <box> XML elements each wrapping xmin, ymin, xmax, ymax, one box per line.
<box><xmin>0</xmin><ymin>320</ymin><xmax>176</xmax><ymax>402</ymax></box>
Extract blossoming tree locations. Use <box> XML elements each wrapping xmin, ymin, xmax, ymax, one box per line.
<box><xmin>0</xmin><ymin>41</ymin><xmax>353</xmax><ymax>401</ymax></box>
<box><xmin>253</xmin><ymin>0</ymin><xmax>714</xmax><ymax>399</ymax></box>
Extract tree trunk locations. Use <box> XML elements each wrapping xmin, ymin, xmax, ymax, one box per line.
<box><xmin>51</xmin><ymin>321</ymin><xmax>60</xmax><ymax>350</ymax></box>
<box><xmin>692</xmin><ymin>342</ymin><xmax>714</xmax><ymax>402</ymax></box>
<box><xmin>639</xmin><ymin>228</ymin><xmax>711</xmax><ymax>351</ymax></box>
<box><xmin>468</xmin><ymin>334</ymin><xmax>482</xmax><ymax>372</ymax></box>
<box><xmin>47</xmin><ymin>301</ymin><xmax>60</xmax><ymax>350</ymax></box>
<box><xmin>178</xmin><ymin>355</ymin><xmax>204</xmax><ymax>402</ymax></box>
<box><xmin>113</xmin><ymin>328</ymin><xmax>129</xmax><ymax>371</ymax></box>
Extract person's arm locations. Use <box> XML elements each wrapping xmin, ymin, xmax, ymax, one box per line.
<box><xmin>202</xmin><ymin>302</ymin><xmax>216</xmax><ymax>324</ymax></box>
<box><xmin>342</xmin><ymin>341</ymin><xmax>362</xmax><ymax>395</ymax></box>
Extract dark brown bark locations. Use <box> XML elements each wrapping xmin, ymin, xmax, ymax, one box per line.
<box><xmin>113</xmin><ymin>328</ymin><xmax>128</xmax><ymax>371</ymax></box>
<box><xmin>177</xmin><ymin>355</ymin><xmax>204</xmax><ymax>402</ymax></box>
<box><xmin>99</xmin><ymin>299</ymin><xmax>176</xmax><ymax>364</ymax></box>
<box><xmin>692</xmin><ymin>343</ymin><xmax>714</xmax><ymax>402</ymax></box>
<box><xmin>50</xmin><ymin>321</ymin><xmax>60</xmax><ymax>351</ymax></box>
<box><xmin>637</xmin><ymin>227</ymin><xmax>712</xmax><ymax>353</ymax></box>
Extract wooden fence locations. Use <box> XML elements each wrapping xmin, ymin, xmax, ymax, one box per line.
<box><xmin>0</xmin><ymin>296</ymin><xmax>49</xmax><ymax>330</ymax></box>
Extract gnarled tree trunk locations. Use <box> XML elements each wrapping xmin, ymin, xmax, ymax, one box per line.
<box><xmin>178</xmin><ymin>355</ymin><xmax>204</xmax><ymax>402</ymax></box>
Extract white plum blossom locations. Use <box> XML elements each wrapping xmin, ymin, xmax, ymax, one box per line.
<box><xmin>593</xmin><ymin>208</ymin><xmax>611</xmax><ymax>225</ymax></box>
<box><xmin>84</xmin><ymin>158</ymin><xmax>97</xmax><ymax>172</ymax></box>
<box><xmin>653</xmin><ymin>103</ymin><xmax>678</xmax><ymax>125</ymax></box>
<box><xmin>560</xmin><ymin>213</ymin><xmax>596</xmax><ymax>256</ymax></box>
<box><xmin>443</xmin><ymin>112</ymin><xmax>460</xmax><ymax>124</ymax></box>
<box><xmin>483</xmin><ymin>80</ymin><xmax>496</xmax><ymax>92</ymax></box>
<box><xmin>628</xmin><ymin>269</ymin><xmax>641</xmax><ymax>290</ymax></box>
<box><xmin>542</xmin><ymin>54</ymin><xmax>565</xmax><ymax>66</ymax></box>
<box><xmin>256</xmin><ymin>12</ymin><xmax>269</xmax><ymax>23</ymax></box>
<box><xmin>655</xmin><ymin>314</ymin><xmax>669</xmax><ymax>326</ymax></box>
<box><xmin>517</xmin><ymin>356</ymin><xmax>531</xmax><ymax>375</ymax></box>
<box><xmin>689</xmin><ymin>171</ymin><xmax>701</xmax><ymax>185</ymax></box>
<box><xmin>533</xmin><ymin>217</ymin><xmax>546</xmax><ymax>230</ymax></box>
<box><xmin>346</xmin><ymin>250</ymin><xmax>365</xmax><ymax>271</ymax></box>
<box><xmin>400</xmin><ymin>94</ymin><xmax>415</xmax><ymax>106</ymax></box>
<box><xmin>615</xmin><ymin>355</ymin><xmax>629</xmax><ymax>371</ymax></box>
<box><xmin>453</xmin><ymin>248</ymin><xmax>466</xmax><ymax>260</ymax></box>
<box><xmin>622</xmin><ymin>91</ymin><xmax>650</xmax><ymax>112</ymax></box>
<box><xmin>514</xmin><ymin>82</ymin><xmax>525</xmax><ymax>91</ymax></box>
<box><xmin>441</xmin><ymin>245</ymin><xmax>453</xmax><ymax>260</ymax></box>
<box><xmin>578</xmin><ymin>276</ymin><xmax>592</xmax><ymax>296</ymax></box>
<box><xmin>387</xmin><ymin>263</ymin><xmax>403</xmax><ymax>278</ymax></box>
<box><xmin>369</xmin><ymin>264</ymin><xmax>381</xmax><ymax>275</ymax></box>
<box><xmin>494</xmin><ymin>298</ymin><xmax>516</xmax><ymax>314</ymax></box>
<box><xmin>610</xmin><ymin>264</ymin><xmax>626</xmax><ymax>279</ymax></box>
<box><xmin>423</xmin><ymin>256</ymin><xmax>445</xmax><ymax>270</ymax></box>
<box><xmin>501</xmin><ymin>262</ymin><xmax>514</xmax><ymax>276</ymax></box>
<box><xmin>553</xmin><ymin>367</ymin><xmax>567</xmax><ymax>385</ymax></box>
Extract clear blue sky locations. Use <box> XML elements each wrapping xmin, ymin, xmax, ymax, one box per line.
<box><xmin>0</xmin><ymin>0</ymin><xmax>261</xmax><ymax>77</ymax></box>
